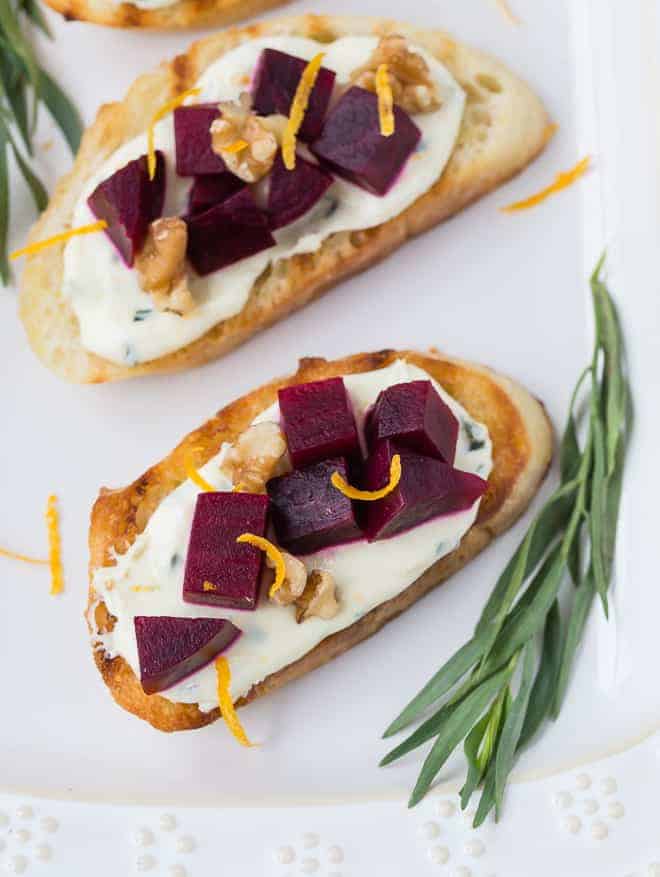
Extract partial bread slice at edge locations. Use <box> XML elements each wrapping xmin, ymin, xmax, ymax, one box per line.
<box><xmin>88</xmin><ymin>348</ymin><xmax>553</xmax><ymax>732</ymax></box>
<box><xmin>19</xmin><ymin>14</ymin><xmax>552</xmax><ymax>384</ymax></box>
<box><xmin>42</xmin><ymin>0</ymin><xmax>292</xmax><ymax>30</ymax></box>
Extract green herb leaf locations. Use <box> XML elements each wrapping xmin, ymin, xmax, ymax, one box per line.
<box><xmin>519</xmin><ymin>599</ymin><xmax>561</xmax><ymax>747</ymax></box>
<box><xmin>494</xmin><ymin>641</ymin><xmax>536</xmax><ymax>817</ymax></box>
<box><xmin>552</xmin><ymin>572</ymin><xmax>596</xmax><ymax>717</ymax></box>
<box><xmin>408</xmin><ymin>664</ymin><xmax>514</xmax><ymax>808</ymax></box>
<box><xmin>0</xmin><ymin>131</ymin><xmax>9</xmax><ymax>284</ymax></box>
<box><xmin>38</xmin><ymin>67</ymin><xmax>82</xmax><ymax>153</ymax></box>
<box><xmin>19</xmin><ymin>0</ymin><xmax>51</xmax><ymax>37</ymax></box>
<box><xmin>460</xmin><ymin>711</ymin><xmax>491</xmax><ymax>809</ymax></box>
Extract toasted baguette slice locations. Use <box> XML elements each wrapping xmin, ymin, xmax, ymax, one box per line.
<box><xmin>88</xmin><ymin>349</ymin><xmax>553</xmax><ymax>732</ymax></box>
<box><xmin>19</xmin><ymin>15</ymin><xmax>551</xmax><ymax>384</ymax></box>
<box><xmin>43</xmin><ymin>0</ymin><xmax>290</xmax><ymax>29</ymax></box>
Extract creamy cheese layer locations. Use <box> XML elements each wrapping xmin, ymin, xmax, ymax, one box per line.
<box><xmin>62</xmin><ymin>37</ymin><xmax>465</xmax><ymax>366</ymax></box>
<box><xmin>89</xmin><ymin>360</ymin><xmax>492</xmax><ymax>710</ymax></box>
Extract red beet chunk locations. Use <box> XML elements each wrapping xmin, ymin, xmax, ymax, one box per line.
<box><xmin>188</xmin><ymin>173</ymin><xmax>245</xmax><ymax>214</ymax></box>
<box><xmin>183</xmin><ymin>492</ymin><xmax>269</xmax><ymax>610</ymax></box>
<box><xmin>311</xmin><ymin>87</ymin><xmax>421</xmax><ymax>195</ymax></box>
<box><xmin>135</xmin><ymin>616</ymin><xmax>241</xmax><ymax>695</ymax></box>
<box><xmin>267</xmin><ymin>152</ymin><xmax>333</xmax><ymax>230</ymax></box>
<box><xmin>267</xmin><ymin>457</ymin><xmax>362</xmax><ymax>554</ymax></box>
<box><xmin>251</xmin><ymin>49</ymin><xmax>336</xmax><ymax>143</ymax></box>
<box><xmin>279</xmin><ymin>377</ymin><xmax>359</xmax><ymax>469</ymax></box>
<box><xmin>185</xmin><ymin>188</ymin><xmax>276</xmax><ymax>276</ymax></box>
<box><xmin>363</xmin><ymin>441</ymin><xmax>487</xmax><ymax>541</ymax></box>
<box><xmin>366</xmin><ymin>381</ymin><xmax>459</xmax><ymax>464</ymax></box>
<box><xmin>174</xmin><ymin>103</ymin><xmax>226</xmax><ymax>176</ymax></box>
<box><xmin>87</xmin><ymin>151</ymin><xmax>165</xmax><ymax>267</ymax></box>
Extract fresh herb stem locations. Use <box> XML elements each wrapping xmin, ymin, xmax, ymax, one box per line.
<box><xmin>0</xmin><ymin>0</ymin><xmax>82</xmax><ymax>284</ymax></box>
<box><xmin>381</xmin><ymin>257</ymin><xmax>631</xmax><ymax>823</ymax></box>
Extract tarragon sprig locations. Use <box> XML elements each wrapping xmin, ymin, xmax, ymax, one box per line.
<box><xmin>380</xmin><ymin>256</ymin><xmax>631</xmax><ymax>824</ymax></box>
<box><xmin>0</xmin><ymin>0</ymin><xmax>82</xmax><ymax>283</ymax></box>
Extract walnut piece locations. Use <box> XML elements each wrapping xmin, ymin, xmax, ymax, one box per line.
<box><xmin>210</xmin><ymin>92</ymin><xmax>286</xmax><ymax>183</ymax></box>
<box><xmin>270</xmin><ymin>551</ymin><xmax>308</xmax><ymax>606</ymax></box>
<box><xmin>221</xmin><ymin>422</ymin><xmax>287</xmax><ymax>494</ymax></box>
<box><xmin>351</xmin><ymin>35</ymin><xmax>441</xmax><ymax>115</ymax></box>
<box><xmin>135</xmin><ymin>217</ymin><xmax>194</xmax><ymax>315</ymax></box>
<box><xmin>296</xmin><ymin>570</ymin><xmax>339</xmax><ymax>622</ymax></box>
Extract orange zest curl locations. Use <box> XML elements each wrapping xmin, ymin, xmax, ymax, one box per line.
<box><xmin>184</xmin><ymin>450</ymin><xmax>216</xmax><ymax>493</ymax></box>
<box><xmin>332</xmin><ymin>454</ymin><xmax>402</xmax><ymax>501</ymax></box>
<box><xmin>45</xmin><ymin>494</ymin><xmax>64</xmax><ymax>595</ymax></box>
<box><xmin>0</xmin><ymin>547</ymin><xmax>48</xmax><ymax>565</ymax></box>
<box><xmin>147</xmin><ymin>87</ymin><xmax>201</xmax><ymax>179</ymax></box>
<box><xmin>10</xmin><ymin>221</ymin><xmax>108</xmax><ymax>261</ymax></box>
<box><xmin>215</xmin><ymin>657</ymin><xmax>254</xmax><ymax>747</ymax></box>
<box><xmin>375</xmin><ymin>64</ymin><xmax>395</xmax><ymax>136</ymax></box>
<box><xmin>236</xmin><ymin>533</ymin><xmax>286</xmax><ymax>597</ymax></box>
<box><xmin>282</xmin><ymin>52</ymin><xmax>325</xmax><ymax>170</ymax></box>
<box><xmin>224</xmin><ymin>139</ymin><xmax>249</xmax><ymax>154</ymax></box>
<box><xmin>203</xmin><ymin>581</ymin><xmax>217</xmax><ymax>592</ymax></box>
<box><xmin>501</xmin><ymin>156</ymin><xmax>590</xmax><ymax>213</ymax></box>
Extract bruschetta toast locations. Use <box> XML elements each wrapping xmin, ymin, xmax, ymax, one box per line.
<box><xmin>87</xmin><ymin>348</ymin><xmax>552</xmax><ymax>732</ymax></box>
<box><xmin>20</xmin><ymin>16</ymin><xmax>551</xmax><ymax>383</ymax></box>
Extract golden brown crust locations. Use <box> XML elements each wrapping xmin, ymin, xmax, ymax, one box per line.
<box><xmin>44</xmin><ymin>0</ymin><xmax>290</xmax><ymax>30</ymax></box>
<box><xmin>19</xmin><ymin>15</ymin><xmax>551</xmax><ymax>383</ymax></box>
<box><xmin>88</xmin><ymin>348</ymin><xmax>553</xmax><ymax>731</ymax></box>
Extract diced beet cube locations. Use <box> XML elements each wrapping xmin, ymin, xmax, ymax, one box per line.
<box><xmin>251</xmin><ymin>49</ymin><xmax>336</xmax><ymax>142</ymax></box>
<box><xmin>185</xmin><ymin>188</ymin><xmax>276</xmax><ymax>276</ymax></box>
<box><xmin>174</xmin><ymin>103</ymin><xmax>226</xmax><ymax>176</ymax></box>
<box><xmin>279</xmin><ymin>377</ymin><xmax>360</xmax><ymax>469</ymax></box>
<box><xmin>188</xmin><ymin>173</ymin><xmax>245</xmax><ymax>214</ymax></box>
<box><xmin>87</xmin><ymin>151</ymin><xmax>165</xmax><ymax>267</ymax></box>
<box><xmin>266</xmin><ymin>152</ymin><xmax>333</xmax><ymax>230</ymax></box>
<box><xmin>183</xmin><ymin>492</ymin><xmax>269</xmax><ymax>610</ymax></box>
<box><xmin>363</xmin><ymin>441</ymin><xmax>488</xmax><ymax>541</ymax></box>
<box><xmin>366</xmin><ymin>381</ymin><xmax>459</xmax><ymax>464</ymax></box>
<box><xmin>135</xmin><ymin>616</ymin><xmax>241</xmax><ymax>695</ymax></box>
<box><xmin>311</xmin><ymin>87</ymin><xmax>421</xmax><ymax>196</ymax></box>
<box><xmin>267</xmin><ymin>457</ymin><xmax>362</xmax><ymax>554</ymax></box>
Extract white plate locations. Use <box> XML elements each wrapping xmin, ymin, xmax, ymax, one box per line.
<box><xmin>2</xmin><ymin>0</ymin><xmax>659</xmax><ymax>873</ymax></box>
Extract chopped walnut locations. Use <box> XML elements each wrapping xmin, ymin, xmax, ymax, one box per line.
<box><xmin>135</xmin><ymin>217</ymin><xmax>195</xmax><ymax>315</ymax></box>
<box><xmin>210</xmin><ymin>92</ymin><xmax>286</xmax><ymax>183</ymax></box>
<box><xmin>296</xmin><ymin>570</ymin><xmax>339</xmax><ymax>622</ymax></box>
<box><xmin>351</xmin><ymin>35</ymin><xmax>441</xmax><ymax>115</ymax></box>
<box><xmin>270</xmin><ymin>551</ymin><xmax>307</xmax><ymax>606</ymax></box>
<box><xmin>221</xmin><ymin>422</ymin><xmax>287</xmax><ymax>493</ymax></box>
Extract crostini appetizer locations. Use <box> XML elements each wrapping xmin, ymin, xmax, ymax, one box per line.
<box><xmin>19</xmin><ymin>16</ymin><xmax>551</xmax><ymax>383</ymax></box>
<box><xmin>87</xmin><ymin>349</ymin><xmax>552</xmax><ymax>733</ymax></box>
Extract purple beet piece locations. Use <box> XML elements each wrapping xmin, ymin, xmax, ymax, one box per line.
<box><xmin>366</xmin><ymin>381</ymin><xmax>459</xmax><ymax>464</ymax></box>
<box><xmin>188</xmin><ymin>173</ymin><xmax>245</xmax><ymax>214</ymax></box>
<box><xmin>185</xmin><ymin>187</ymin><xmax>276</xmax><ymax>276</ymax></box>
<box><xmin>266</xmin><ymin>152</ymin><xmax>333</xmax><ymax>229</ymax></box>
<box><xmin>267</xmin><ymin>457</ymin><xmax>362</xmax><ymax>554</ymax></box>
<box><xmin>251</xmin><ymin>49</ymin><xmax>336</xmax><ymax>142</ymax></box>
<box><xmin>183</xmin><ymin>491</ymin><xmax>269</xmax><ymax>610</ymax></box>
<box><xmin>135</xmin><ymin>615</ymin><xmax>241</xmax><ymax>695</ymax></box>
<box><xmin>174</xmin><ymin>103</ymin><xmax>226</xmax><ymax>176</ymax></box>
<box><xmin>311</xmin><ymin>86</ymin><xmax>421</xmax><ymax>196</ymax></box>
<box><xmin>363</xmin><ymin>440</ymin><xmax>488</xmax><ymax>541</ymax></box>
<box><xmin>279</xmin><ymin>376</ymin><xmax>360</xmax><ymax>469</ymax></box>
<box><xmin>87</xmin><ymin>151</ymin><xmax>165</xmax><ymax>267</ymax></box>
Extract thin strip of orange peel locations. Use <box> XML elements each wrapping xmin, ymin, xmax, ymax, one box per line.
<box><xmin>0</xmin><ymin>547</ymin><xmax>48</xmax><ymax>565</ymax></box>
<box><xmin>376</xmin><ymin>64</ymin><xmax>395</xmax><ymax>137</ymax></box>
<box><xmin>282</xmin><ymin>52</ymin><xmax>325</xmax><ymax>171</ymax></box>
<box><xmin>45</xmin><ymin>494</ymin><xmax>64</xmax><ymax>595</ymax></box>
<box><xmin>224</xmin><ymin>139</ymin><xmax>249</xmax><ymax>154</ymax></box>
<box><xmin>332</xmin><ymin>453</ymin><xmax>402</xmax><ymax>501</ymax></box>
<box><xmin>10</xmin><ymin>221</ymin><xmax>108</xmax><ymax>261</ymax></box>
<box><xmin>215</xmin><ymin>657</ymin><xmax>254</xmax><ymax>747</ymax></box>
<box><xmin>236</xmin><ymin>533</ymin><xmax>286</xmax><ymax>597</ymax></box>
<box><xmin>184</xmin><ymin>449</ymin><xmax>216</xmax><ymax>493</ymax></box>
<box><xmin>147</xmin><ymin>87</ymin><xmax>201</xmax><ymax>180</ymax></box>
<box><xmin>501</xmin><ymin>156</ymin><xmax>590</xmax><ymax>212</ymax></box>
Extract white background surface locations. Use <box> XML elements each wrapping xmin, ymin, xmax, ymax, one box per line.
<box><xmin>1</xmin><ymin>0</ymin><xmax>659</xmax><ymax>858</ymax></box>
